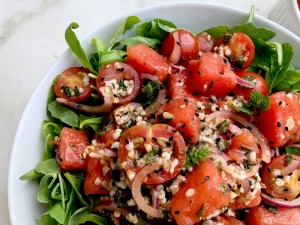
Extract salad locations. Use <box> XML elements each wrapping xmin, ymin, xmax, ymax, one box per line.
<box><xmin>20</xmin><ymin>6</ymin><xmax>300</xmax><ymax>225</ymax></box>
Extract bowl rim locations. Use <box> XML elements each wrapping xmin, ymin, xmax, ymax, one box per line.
<box><xmin>7</xmin><ymin>1</ymin><xmax>300</xmax><ymax>224</ymax></box>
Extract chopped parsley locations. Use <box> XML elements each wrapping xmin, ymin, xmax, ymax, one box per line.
<box><xmin>185</xmin><ymin>146</ymin><xmax>210</xmax><ymax>168</ymax></box>
<box><xmin>136</xmin><ymin>80</ymin><xmax>163</xmax><ymax>108</ymax></box>
<box><xmin>146</xmin><ymin>146</ymin><xmax>160</xmax><ymax>164</ymax></box>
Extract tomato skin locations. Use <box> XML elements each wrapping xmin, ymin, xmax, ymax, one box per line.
<box><xmin>84</xmin><ymin>156</ymin><xmax>110</xmax><ymax>195</ymax></box>
<box><xmin>161</xmin><ymin>29</ymin><xmax>200</xmax><ymax>63</ymax></box>
<box><xmin>96</xmin><ymin>62</ymin><xmax>141</xmax><ymax>105</ymax></box>
<box><xmin>168</xmin><ymin>72</ymin><xmax>193</xmax><ymax>100</ymax></box>
<box><xmin>126</xmin><ymin>44</ymin><xmax>170</xmax><ymax>82</ymax></box>
<box><xmin>255</xmin><ymin>91</ymin><xmax>300</xmax><ymax>147</ymax></box>
<box><xmin>187</xmin><ymin>52</ymin><xmax>237</xmax><ymax>98</ymax></box>
<box><xmin>245</xmin><ymin>205</ymin><xmax>300</xmax><ymax>225</ymax></box>
<box><xmin>216</xmin><ymin>32</ymin><xmax>255</xmax><ymax>71</ymax></box>
<box><xmin>232</xmin><ymin>71</ymin><xmax>268</xmax><ymax>100</ymax></box>
<box><xmin>222</xmin><ymin>216</ymin><xmax>245</xmax><ymax>225</ymax></box>
<box><xmin>94</xmin><ymin>125</ymin><xmax>115</xmax><ymax>149</ymax></box>
<box><xmin>171</xmin><ymin>160</ymin><xmax>231</xmax><ymax>225</ymax></box>
<box><xmin>55</xmin><ymin>127</ymin><xmax>88</xmax><ymax>171</ymax></box>
<box><xmin>54</xmin><ymin>67</ymin><xmax>95</xmax><ymax>102</ymax></box>
<box><xmin>118</xmin><ymin>124</ymin><xmax>187</xmax><ymax>184</ymax></box>
<box><xmin>261</xmin><ymin>155</ymin><xmax>300</xmax><ymax>200</ymax></box>
<box><xmin>156</xmin><ymin>98</ymin><xmax>200</xmax><ymax>143</ymax></box>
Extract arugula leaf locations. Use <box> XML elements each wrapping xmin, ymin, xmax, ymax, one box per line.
<box><xmin>204</xmin><ymin>25</ymin><xmax>230</xmax><ymax>41</ymax></box>
<box><xmin>79</xmin><ymin>116</ymin><xmax>103</xmax><ymax>132</ymax></box>
<box><xmin>65</xmin><ymin>23</ymin><xmax>97</xmax><ymax>74</ymax></box>
<box><xmin>109</xmin><ymin>16</ymin><xmax>141</xmax><ymax>49</ymax></box>
<box><xmin>185</xmin><ymin>146</ymin><xmax>210</xmax><ymax>168</ymax></box>
<box><xmin>48</xmin><ymin>101</ymin><xmax>79</xmax><ymax>128</ymax></box>
<box><xmin>136</xmin><ymin>19</ymin><xmax>176</xmax><ymax>41</ymax></box>
<box><xmin>45</xmin><ymin>203</ymin><xmax>66</xmax><ymax>224</ymax></box>
<box><xmin>98</xmin><ymin>50</ymin><xmax>127</xmax><ymax>69</ymax></box>
<box><xmin>115</xmin><ymin>36</ymin><xmax>161</xmax><ymax>51</ymax></box>
<box><xmin>249</xmin><ymin>90</ymin><xmax>270</xmax><ymax>112</ymax></box>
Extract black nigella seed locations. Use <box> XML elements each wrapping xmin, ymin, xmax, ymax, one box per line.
<box><xmin>277</xmin><ymin>121</ymin><xmax>281</xmax><ymax>127</ymax></box>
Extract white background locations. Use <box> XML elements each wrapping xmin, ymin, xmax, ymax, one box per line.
<box><xmin>0</xmin><ymin>0</ymin><xmax>287</xmax><ymax>224</ymax></box>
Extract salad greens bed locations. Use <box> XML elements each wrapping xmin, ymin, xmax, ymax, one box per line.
<box><xmin>20</xmin><ymin>6</ymin><xmax>300</xmax><ymax>225</ymax></box>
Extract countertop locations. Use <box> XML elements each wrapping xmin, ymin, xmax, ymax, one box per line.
<box><xmin>0</xmin><ymin>0</ymin><xmax>283</xmax><ymax>224</ymax></box>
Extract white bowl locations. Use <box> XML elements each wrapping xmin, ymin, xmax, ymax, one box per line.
<box><xmin>269</xmin><ymin>0</ymin><xmax>300</xmax><ymax>36</ymax></box>
<box><xmin>8</xmin><ymin>2</ymin><xmax>300</xmax><ymax>225</ymax></box>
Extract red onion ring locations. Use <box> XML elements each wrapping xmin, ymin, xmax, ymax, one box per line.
<box><xmin>56</xmin><ymin>96</ymin><xmax>112</xmax><ymax>115</ymax></box>
<box><xmin>281</xmin><ymin>159</ymin><xmax>299</xmax><ymax>177</ymax></box>
<box><xmin>208</xmin><ymin>153</ymin><xmax>229</xmax><ymax>169</ymax></box>
<box><xmin>145</xmin><ymin>87</ymin><xmax>167</xmax><ymax>117</ymax></box>
<box><xmin>141</xmin><ymin>73</ymin><xmax>159</xmax><ymax>81</ymax></box>
<box><xmin>131</xmin><ymin>163</ymin><xmax>164</xmax><ymax>218</ymax></box>
<box><xmin>151</xmin><ymin>186</ymin><xmax>159</xmax><ymax>209</ymax></box>
<box><xmin>237</xmin><ymin>76</ymin><xmax>256</xmax><ymax>89</ymax></box>
<box><xmin>206</xmin><ymin>111</ymin><xmax>271</xmax><ymax>163</ymax></box>
<box><xmin>169</xmin><ymin>31</ymin><xmax>181</xmax><ymax>64</ymax></box>
<box><xmin>261</xmin><ymin>193</ymin><xmax>300</xmax><ymax>208</ymax></box>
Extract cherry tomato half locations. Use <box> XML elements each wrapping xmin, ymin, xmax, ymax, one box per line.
<box><xmin>118</xmin><ymin>124</ymin><xmax>187</xmax><ymax>184</ymax></box>
<box><xmin>187</xmin><ymin>52</ymin><xmax>237</xmax><ymax>98</ymax></box>
<box><xmin>161</xmin><ymin>29</ymin><xmax>200</xmax><ymax>64</ymax></box>
<box><xmin>96</xmin><ymin>62</ymin><xmax>141</xmax><ymax>105</ymax></box>
<box><xmin>216</xmin><ymin>32</ymin><xmax>255</xmax><ymax>71</ymax></box>
<box><xmin>196</xmin><ymin>32</ymin><xmax>214</xmax><ymax>53</ymax></box>
<box><xmin>261</xmin><ymin>154</ymin><xmax>300</xmax><ymax>200</ymax></box>
<box><xmin>54</xmin><ymin>67</ymin><xmax>95</xmax><ymax>102</ymax></box>
<box><xmin>232</xmin><ymin>71</ymin><xmax>268</xmax><ymax>100</ymax></box>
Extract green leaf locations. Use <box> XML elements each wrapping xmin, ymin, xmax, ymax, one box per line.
<box><xmin>98</xmin><ymin>50</ymin><xmax>127</xmax><ymax>69</ymax></box>
<box><xmin>249</xmin><ymin>90</ymin><xmax>270</xmax><ymax>112</ymax></box>
<box><xmin>35</xmin><ymin>159</ymin><xmax>60</xmax><ymax>175</ymax></box>
<box><xmin>76</xmin><ymin>214</ymin><xmax>107</xmax><ymax>225</ymax></box>
<box><xmin>20</xmin><ymin>169</ymin><xmax>42</xmax><ymax>180</ymax></box>
<box><xmin>204</xmin><ymin>25</ymin><xmax>229</xmax><ymax>41</ymax></box>
<box><xmin>48</xmin><ymin>101</ymin><xmax>79</xmax><ymax>128</ymax></box>
<box><xmin>37</xmin><ymin>173</ymin><xmax>59</xmax><ymax>204</ymax></box>
<box><xmin>42</xmin><ymin>121</ymin><xmax>61</xmax><ymax>160</ymax></box>
<box><xmin>65</xmin><ymin>22</ymin><xmax>97</xmax><ymax>74</ymax></box>
<box><xmin>45</xmin><ymin>203</ymin><xmax>66</xmax><ymax>224</ymax></box>
<box><xmin>185</xmin><ymin>146</ymin><xmax>211</xmax><ymax>168</ymax></box>
<box><xmin>35</xmin><ymin>214</ymin><xmax>57</xmax><ymax>225</ymax></box>
<box><xmin>146</xmin><ymin>146</ymin><xmax>160</xmax><ymax>164</ymax></box>
<box><xmin>115</xmin><ymin>36</ymin><xmax>161</xmax><ymax>50</ymax></box>
<box><xmin>79</xmin><ymin>116</ymin><xmax>103</xmax><ymax>132</ymax></box>
<box><xmin>92</xmin><ymin>38</ymin><xmax>107</xmax><ymax>53</ymax></box>
<box><xmin>109</xmin><ymin>16</ymin><xmax>141</xmax><ymax>48</ymax></box>
<box><xmin>234</xmin><ymin>101</ymin><xmax>254</xmax><ymax>115</ymax></box>
<box><xmin>64</xmin><ymin>172</ymin><xmax>88</xmax><ymax>206</ymax></box>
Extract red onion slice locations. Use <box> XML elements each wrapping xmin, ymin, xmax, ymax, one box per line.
<box><xmin>261</xmin><ymin>193</ymin><xmax>300</xmax><ymax>208</ymax></box>
<box><xmin>169</xmin><ymin>31</ymin><xmax>181</xmax><ymax>64</ymax></box>
<box><xmin>141</xmin><ymin>73</ymin><xmax>159</xmax><ymax>81</ymax></box>
<box><xmin>93</xmin><ymin>200</ymin><xmax>129</xmax><ymax>215</ymax></box>
<box><xmin>206</xmin><ymin>111</ymin><xmax>271</xmax><ymax>163</ymax></box>
<box><xmin>56</xmin><ymin>96</ymin><xmax>112</xmax><ymax>115</ymax></box>
<box><xmin>237</xmin><ymin>76</ymin><xmax>256</xmax><ymax>89</ymax></box>
<box><xmin>151</xmin><ymin>186</ymin><xmax>159</xmax><ymax>209</ymax></box>
<box><xmin>131</xmin><ymin>163</ymin><xmax>164</xmax><ymax>218</ymax></box>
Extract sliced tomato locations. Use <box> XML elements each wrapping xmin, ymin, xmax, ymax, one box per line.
<box><xmin>94</xmin><ymin>124</ymin><xmax>116</xmax><ymax>149</ymax></box>
<box><xmin>187</xmin><ymin>52</ymin><xmax>237</xmax><ymax>98</ymax></box>
<box><xmin>196</xmin><ymin>32</ymin><xmax>214</xmax><ymax>53</ymax></box>
<box><xmin>246</xmin><ymin>205</ymin><xmax>300</xmax><ymax>225</ymax></box>
<box><xmin>96</xmin><ymin>62</ymin><xmax>141</xmax><ymax>105</ymax></box>
<box><xmin>55</xmin><ymin>127</ymin><xmax>88</xmax><ymax>171</ymax></box>
<box><xmin>170</xmin><ymin>159</ymin><xmax>231</xmax><ymax>225</ymax></box>
<box><xmin>255</xmin><ymin>91</ymin><xmax>300</xmax><ymax>147</ymax></box>
<box><xmin>216</xmin><ymin>32</ymin><xmax>255</xmax><ymax>70</ymax></box>
<box><xmin>232</xmin><ymin>71</ymin><xmax>268</xmax><ymax>100</ymax></box>
<box><xmin>156</xmin><ymin>98</ymin><xmax>200</xmax><ymax>143</ymax></box>
<box><xmin>126</xmin><ymin>44</ymin><xmax>170</xmax><ymax>82</ymax></box>
<box><xmin>54</xmin><ymin>67</ymin><xmax>95</xmax><ymax>102</ymax></box>
<box><xmin>118</xmin><ymin>124</ymin><xmax>186</xmax><ymax>184</ymax></box>
<box><xmin>161</xmin><ymin>29</ymin><xmax>200</xmax><ymax>64</ymax></box>
<box><xmin>261</xmin><ymin>155</ymin><xmax>300</xmax><ymax>200</ymax></box>
<box><xmin>168</xmin><ymin>71</ymin><xmax>193</xmax><ymax>99</ymax></box>
<box><xmin>84</xmin><ymin>156</ymin><xmax>111</xmax><ymax>195</ymax></box>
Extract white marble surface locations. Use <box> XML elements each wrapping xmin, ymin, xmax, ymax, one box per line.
<box><xmin>0</xmin><ymin>0</ymin><xmax>282</xmax><ymax>224</ymax></box>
